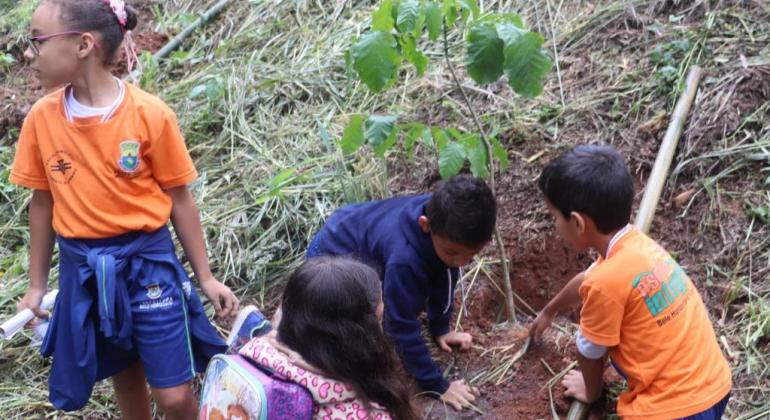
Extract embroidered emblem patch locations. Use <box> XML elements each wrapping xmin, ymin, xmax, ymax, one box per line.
<box><xmin>146</xmin><ymin>284</ymin><xmax>162</xmax><ymax>299</ymax></box>
<box><xmin>46</xmin><ymin>150</ymin><xmax>78</xmax><ymax>184</ymax></box>
<box><xmin>118</xmin><ymin>140</ymin><xmax>141</xmax><ymax>173</ymax></box>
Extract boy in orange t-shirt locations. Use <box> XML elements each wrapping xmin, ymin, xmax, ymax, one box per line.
<box><xmin>529</xmin><ymin>145</ymin><xmax>731</xmax><ymax>419</ymax></box>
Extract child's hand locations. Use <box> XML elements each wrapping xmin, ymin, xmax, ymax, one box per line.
<box><xmin>200</xmin><ymin>278</ymin><xmax>239</xmax><ymax>320</ymax></box>
<box><xmin>441</xmin><ymin>379</ymin><xmax>478</xmax><ymax>410</ymax></box>
<box><xmin>436</xmin><ymin>331</ymin><xmax>472</xmax><ymax>353</ymax></box>
<box><xmin>562</xmin><ymin>369</ymin><xmax>601</xmax><ymax>404</ymax></box>
<box><xmin>528</xmin><ymin>309</ymin><xmax>555</xmax><ymax>341</ymax></box>
<box><xmin>17</xmin><ymin>285</ymin><xmax>49</xmax><ymax>320</ymax></box>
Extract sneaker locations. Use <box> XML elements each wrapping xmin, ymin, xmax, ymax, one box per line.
<box><xmin>226</xmin><ymin>305</ymin><xmax>272</xmax><ymax>348</ymax></box>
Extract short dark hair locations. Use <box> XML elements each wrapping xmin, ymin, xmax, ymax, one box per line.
<box><xmin>48</xmin><ymin>0</ymin><xmax>139</xmax><ymax>64</ymax></box>
<box><xmin>426</xmin><ymin>174</ymin><xmax>497</xmax><ymax>247</ymax></box>
<box><xmin>538</xmin><ymin>144</ymin><xmax>634</xmax><ymax>234</ymax></box>
<box><xmin>279</xmin><ymin>257</ymin><xmax>415</xmax><ymax>420</ymax></box>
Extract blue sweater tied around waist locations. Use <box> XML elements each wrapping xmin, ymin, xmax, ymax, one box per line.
<box><xmin>42</xmin><ymin>227</ymin><xmax>225</xmax><ymax>411</ymax></box>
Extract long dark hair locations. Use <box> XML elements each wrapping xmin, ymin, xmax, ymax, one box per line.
<box><xmin>46</xmin><ymin>0</ymin><xmax>138</xmax><ymax>63</ymax></box>
<box><xmin>278</xmin><ymin>257</ymin><xmax>415</xmax><ymax>420</ymax></box>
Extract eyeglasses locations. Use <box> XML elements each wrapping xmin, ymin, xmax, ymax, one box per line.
<box><xmin>25</xmin><ymin>31</ymin><xmax>102</xmax><ymax>56</ymax></box>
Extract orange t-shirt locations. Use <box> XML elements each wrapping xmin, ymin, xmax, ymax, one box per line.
<box><xmin>579</xmin><ymin>226</ymin><xmax>731</xmax><ymax>419</ymax></box>
<box><xmin>10</xmin><ymin>82</ymin><xmax>197</xmax><ymax>239</ymax></box>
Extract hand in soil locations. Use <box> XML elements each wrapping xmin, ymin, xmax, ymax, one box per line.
<box><xmin>436</xmin><ymin>331</ymin><xmax>472</xmax><ymax>353</ymax></box>
<box><xmin>561</xmin><ymin>370</ymin><xmax>600</xmax><ymax>404</ymax></box>
<box><xmin>440</xmin><ymin>379</ymin><xmax>478</xmax><ymax>411</ymax></box>
<box><xmin>528</xmin><ymin>309</ymin><xmax>555</xmax><ymax>341</ymax></box>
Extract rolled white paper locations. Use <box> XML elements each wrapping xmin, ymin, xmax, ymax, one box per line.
<box><xmin>0</xmin><ymin>289</ymin><xmax>58</xmax><ymax>340</ymax></box>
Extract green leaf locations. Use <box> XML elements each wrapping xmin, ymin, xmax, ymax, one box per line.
<box><xmin>404</xmin><ymin>123</ymin><xmax>428</xmax><ymax>160</ymax></box>
<box><xmin>391</xmin><ymin>1</ymin><xmax>400</xmax><ymax>25</ymax></box>
<box><xmin>496</xmin><ymin>18</ymin><xmax>526</xmax><ymax>45</ymax></box>
<box><xmin>443</xmin><ymin>0</ymin><xmax>459</xmax><ymax>28</ymax></box>
<box><xmin>491</xmin><ymin>136</ymin><xmax>510</xmax><ymax>171</ymax></box>
<box><xmin>459</xmin><ymin>0</ymin><xmax>480</xmax><ymax>19</ymax></box>
<box><xmin>425</xmin><ymin>2</ymin><xmax>443</xmax><ymax>41</ymax></box>
<box><xmin>269</xmin><ymin>167</ymin><xmax>297</xmax><ymax>190</ymax></box>
<box><xmin>461</xmin><ymin>134</ymin><xmax>488</xmax><ymax>178</ymax></box>
<box><xmin>372</xmin><ymin>0</ymin><xmax>395</xmax><ymax>32</ymax></box>
<box><xmin>365</xmin><ymin>115</ymin><xmax>398</xmax><ymax>155</ymax></box>
<box><xmin>351</xmin><ymin>32</ymin><xmax>402</xmax><ymax>93</ymax></box>
<box><xmin>432</xmin><ymin>127</ymin><xmax>449</xmax><ymax>150</ymax></box>
<box><xmin>747</xmin><ymin>205</ymin><xmax>770</xmax><ymax>225</ymax></box>
<box><xmin>374</xmin><ymin>127</ymin><xmax>398</xmax><ymax>157</ymax></box>
<box><xmin>396</xmin><ymin>0</ymin><xmax>420</xmax><ymax>33</ymax></box>
<box><xmin>503</xmin><ymin>31</ymin><xmax>552</xmax><ymax>98</ymax></box>
<box><xmin>411</xmin><ymin>3</ymin><xmax>427</xmax><ymax>37</ymax></box>
<box><xmin>438</xmin><ymin>141</ymin><xmax>466</xmax><ymax>179</ymax></box>
<box><xmin>446</xmin><ymin>127</ymin><xmax>464</xmax><ymax>141</ymax></box>
<box><xmin>400</xmin><ymin>36</ymin><xmax>429</xmax><ymax>76</ymax></box>
<box><xmin>421</xmin><ymin>127</ymin><xmax>435</xmax><ymax>148</ymax></box>
<box><xmin>256</xmin><ymin>168</ymin><xmax>298</xmax><ymax>204</ymax></box>
<box><xmin>339</xmin><ymin>115</ymin><xmax>366</xmax><ymax>154</ymax></box>
<box><xmin>465</xmin><ymin>22</ymin><xmax>504</xmax><ymax>84</ymax></box>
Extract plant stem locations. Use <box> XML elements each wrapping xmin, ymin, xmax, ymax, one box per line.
<box><xmin>442</xmin><ymin>23</ymin><xmax>516</xmax><ymax>325</ymax></box>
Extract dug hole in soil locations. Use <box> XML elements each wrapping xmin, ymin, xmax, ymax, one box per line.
<box><xmin>415</xmin><ymin>229</ymin><xmax>616</xmax><ymax>419</ymax></box>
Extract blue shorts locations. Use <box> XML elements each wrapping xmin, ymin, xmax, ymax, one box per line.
<box><xmin>680</xmin><ymin>392</ymin><xmax>730</xmax><ymax>420</ymax></box>
<box><xmin>91</xmin><ymin>264</ymin><xmax>200</xmax><ymax>388</ymax></box>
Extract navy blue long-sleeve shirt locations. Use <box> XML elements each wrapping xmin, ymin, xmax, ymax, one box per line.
<box><xmin>307</xmin><ymin>195</ymin><xmax>459</xmax><ymax>394</ymax></box>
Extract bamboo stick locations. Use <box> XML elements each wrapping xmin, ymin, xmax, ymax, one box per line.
<box><xmin>127</xmin><ymin>0</ymin><xmax>234</xmax><ymax>80</ymax></box>
<box><xmin>634</xmin><ymin>66</ymin><xmax>703</xmax><ymax>232</ymax></box>
<box><xmin>154</xmin><ymin>0</ymin><xmax>233</xmax><ymax>60</ymax></box>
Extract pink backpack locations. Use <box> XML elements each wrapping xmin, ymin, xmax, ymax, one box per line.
<box><xmin>199</xmin><ymin>353</ymin><xmax>314</xmax><ymax>420</ymax></box>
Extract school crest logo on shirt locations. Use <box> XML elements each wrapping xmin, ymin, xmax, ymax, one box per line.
<box><xmin>146</xmin><ymin>284</ymin><xmax>162</xmax><ymax>299</ymax></box>
<box><xmin>117</xmin><ymin>140</ymin><xmax>141</xmax><ymax>173</ymax></box>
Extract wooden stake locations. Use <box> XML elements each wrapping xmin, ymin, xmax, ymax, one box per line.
<box><xmin>634</xmin><ymin>66</ymin><xmax>703</xmax><ymax>232</ymax></box>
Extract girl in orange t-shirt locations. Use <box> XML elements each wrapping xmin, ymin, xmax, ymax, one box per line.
<box><xmin>11</xmin><ymin>1</ymin><xmax>239</xmax><ymax>418</ymax></box>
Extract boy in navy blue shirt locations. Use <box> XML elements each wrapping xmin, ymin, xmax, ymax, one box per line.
<box><xmin>307</xmin><ymin>175</ymin><xmax>497</xmax><ymax>410</ymax></box>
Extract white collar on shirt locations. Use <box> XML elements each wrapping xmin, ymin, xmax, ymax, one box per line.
<box><xmin>63</xmin><ymin>77</ymin><xmax>125</xmax><ymax>123</ymax></box>
<box><xmin>606</xmin><ymin>224</ymin><xmax>633</xmax><ymax>258</ymax></box>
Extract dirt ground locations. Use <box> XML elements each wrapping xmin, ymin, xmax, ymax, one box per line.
<box><xmin>389</xmin><ymin>1</ymin><xmax>769</xmax><ymax>418</ymax></box>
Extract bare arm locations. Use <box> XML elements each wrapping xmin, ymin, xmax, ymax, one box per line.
<box><xmin>543</xmin><ymin>270</ymin><xmax>586</xmax><ymax>316</ymax></box>
<box><xmin>18</xmin><ymin>190</ymin><xmax>55</xmax><ymax>316</ymax></box>
<box><xmin>562</xmin><ymin>352</ymin><xmax>605</xmax><ymax>404</ymax></box>
<box><xmin>167</xmin><ymin>186</ymin><xmax>214</xmax><ymax>283</ymax></box>
<box><xmin>529</xmin><ymin>270</ymin><xmax>586</xmax><ymax>339</ymax></box>
<box><xmin>167</xmin><ymin>185</ymin><xmax>238</xmax><ymax>318</ymax></box>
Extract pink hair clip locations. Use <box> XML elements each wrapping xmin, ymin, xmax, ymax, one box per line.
<box><xmin>103</xmin><ymin>0</ymin><xmax>140</xmax><ymax>74</ymax></box>
<box><xmin>105</xmin><ymin>0</ymin><xmax>128</xmax><ymax>28</ymax></box>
